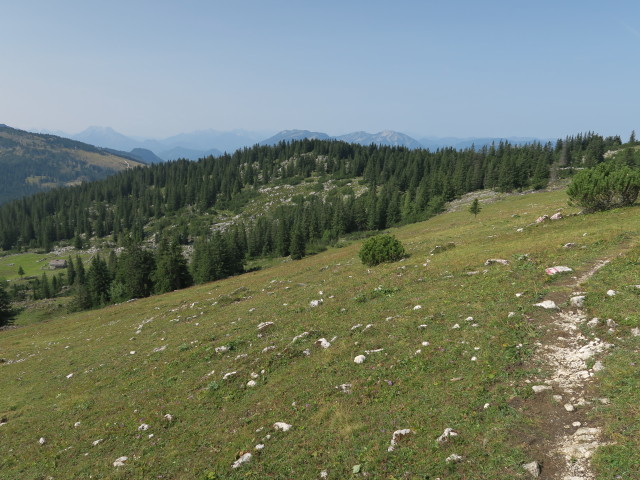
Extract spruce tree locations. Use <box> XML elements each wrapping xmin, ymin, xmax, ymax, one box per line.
<box><xmin>468</xmin><ymin>198</ymin><xmax>482</xmax><ymax>218</ymax></box>
<box><xmin>290</xmin><ymin>223</ymin><xmax>306</xmax><ymax>260</ymax></box>
<box><xmin>67</xmin><ymin>257</ymin><xmax>76</xmax><ymax>286</ymax></box>
<box><xmin>87</xmin><ymin>255</ymin><xmax>112</xmax><ymax>306</ymax></box>
<box><xmin>153</xmin><ymin>238</ymin><xmax>193</xmax><ymax>294</ymax></box>
<box><xmin>0</xmin><ymin>281</ymin><xmax>13</xmax><ymax>327</ymax></box>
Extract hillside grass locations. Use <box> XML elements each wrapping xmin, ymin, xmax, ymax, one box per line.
<box><xmin>1</xmin><ymin>189</ymin><xmax>638</xmax><ymax>479</ymax></box>
<box><xmin>579</xmin><ymin>242</ymin><xmax>640</xmax><ymax>478</ymax></box>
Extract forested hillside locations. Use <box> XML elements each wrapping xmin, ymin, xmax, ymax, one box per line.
<box><xmin>1</xmin><ymin>130</ymin><xmax>638</xmax><ymax>331</ymax></box>
<box><xmin>0</xmin><ymin>125</ymin><xmax>145</xmax><ymax>204</ymax></box>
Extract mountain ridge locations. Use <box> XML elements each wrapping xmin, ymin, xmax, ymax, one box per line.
<box><xmin>0</xmin><ymin>125</ymin><xmax>145</xmax><ymax>204</ymax></box>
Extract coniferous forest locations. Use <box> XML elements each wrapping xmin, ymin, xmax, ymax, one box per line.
<box><xmin>0</xmin><ymin>132</ymin><xmax>630</xmax><ymax>311</ymax></box>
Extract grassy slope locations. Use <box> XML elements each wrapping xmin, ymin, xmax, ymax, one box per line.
<box><xmin>579</xmin><ymin>243</ymin><xmax>640</xmax><ymax>478</ymax></box>
<box><xmin>0</xmin><ymin>189</ymin><xmax>638</xmax><ymax>479</ymax></box>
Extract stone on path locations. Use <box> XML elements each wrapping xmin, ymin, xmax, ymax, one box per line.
<box><xmin>534</xmin><ymin>300</ymin><xmax>558</xmax><ymax>310</ymax></box>
<box><xmin>570</xmin><ymin>296</ymin><xmax>585</xmax><ymax>308</ymax></box>
<box><xmin>545</xmin><ymin>266</ymin><xmax>573</xmax><ymax>275</ymax></box>
<box><xmin>532</xmin><ymin>385</ymin><xmax>552</xmax><ymax>393</ymax></box>
<box><xmin>523</xmin><ymin>460</ymin><xmax>541</xmax><ymax>477</ymax></box>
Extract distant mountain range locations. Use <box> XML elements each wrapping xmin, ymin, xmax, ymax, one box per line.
<box><xmin>67</xmin><ymin>127</ymin><xmax>260</xmax><ymax>161</ymax></box>
<box><xmin>259</xmin><ymin>129</ymin><xmax>424</xmax><ymax>149</ymax></box>
<box><xmin>35</xmin><ymin>126</ymin><xmax>549</xmax><ymax>162</ymax></box>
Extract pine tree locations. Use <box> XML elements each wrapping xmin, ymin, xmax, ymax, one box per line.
<box><xmin>0</xmin><ymin>281</ymin><xmax>13</xmax><ymax>327</ymax></box>
<box><xmin>115</xmin><ymin>241</ymin><xmax>156</xmax><ymax>299</ymax></box>
<box><xmin>75</xmin><ymin>256</ymin><xmax>86</xmax><ymax>286</ymax></box>
<box><xmin>290</xmin><ymin>222</ymin><xmax>306</xmax><ymax>260</ymax></box>
<box><xmin>17</xmin><ymin>266</ymin><xmax>24</xmax><ymax>278</ymax></box>
<box><xmin>468</xmin><ymin>198</ymin><xmax>482</xmax><ymax>218</ymax></box>
<box><xmin>153</xmin><ymin>238</ymin><xmax>193</xmax><ymax>294</ymax></box>
<box><xmin>67</xmin><ymin>257</ymin><xmax>76</xmax><ymax>286</ymax></box>
<box><xmin>87</xmin><ymin>255</ymin><xmax>112</xmax><ymax>306</ymax></box>
<box><xmin>40</xmin><ymin>273</ymin><xmax>51</xmax><ymax>299</ymax></box>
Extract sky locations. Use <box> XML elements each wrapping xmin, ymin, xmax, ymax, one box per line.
<box><xmin>2</xmin><ymin>0</ymin><xmax>639</xmax><ymax>140</ymax></box>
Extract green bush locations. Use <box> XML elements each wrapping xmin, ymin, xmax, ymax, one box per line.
<box><xmin>567</xmin><ymin>162</ymin><xmax>640</xmax><ymax>212</ymax></box>
<box><xmin>358</xmin><ymin>234</ymin><xmax>406</xmax><ymax>266</ymax></box>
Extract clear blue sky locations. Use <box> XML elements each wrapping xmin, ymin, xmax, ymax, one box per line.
<box><xmin>2</xmin><ymin>0</ymin><xmax>639</xmax><ymax>140</ymax></box>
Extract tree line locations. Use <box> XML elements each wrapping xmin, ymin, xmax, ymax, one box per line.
<box><xmin>0</xmin><ymin>133</ymin><xmax>623</xmax><ymax>253</ymax></box>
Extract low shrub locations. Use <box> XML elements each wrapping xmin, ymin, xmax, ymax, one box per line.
<box><xmin>567</xmin><ymin>162</ymin><xmax>640</xmax><ymax>212</ymax></box>
<box><xmin>358</xmin><ymin>234</ymin><xmax>406</xmax><ymax>266</ymax></box>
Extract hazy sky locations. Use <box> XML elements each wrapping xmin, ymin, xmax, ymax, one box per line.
<box><xmin>2</xmin><ymin>0</ymin><xmax>639</xmax><ymax>139</ymax></box>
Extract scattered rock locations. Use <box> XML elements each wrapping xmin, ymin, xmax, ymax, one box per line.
<box><xmin>257</xmin><ymin>321</ymin><xmax>274</xmax><ymax>331</ymax></box>
<box><xmin>586</xmin><ymin>318</ymin><xmax>599</xmax><ymax>328</ymax></box>
<box><xmin>138</xmin><ymin>423</ymin><xmax>150</xmax><ymax>431</ymax></box>
<box><xmin>436</xmin><ymin>428</ymin><xmax>458</xmax><ymax>443</ymax></box>
<box><xmin>606</xmin><ymin>289</ymin><xmax>617</xmax><ymax>297</ymax></box>
<box><xmin>550</xmin><ymin>212</ymin><xmax>563</xmax><ymax>220</ymax></box>
<box><xmin>163</xmin><ymin>414</ymin><xmax>174</xmax><ymax>423</ymax></box>
<box><xmin>485</xmin><ymin>258</ymin><xmax>509</xmax><ymax>266</ymax></box>
<box><xmin>255</xmin><ymin>443</ymin><xmax>264</xmax><ymax>450</ymax></box>
<box><xmin>387</xmin><ymin>428</ymin><xmax>413</xmax><ymax>452</ymax></box>
<box><xmin>247</xmin><ymin>380</ymin><xmax>257</xmax><ymax>387</ymax></box>
<box><xmin>545</xmin><ymin>266</ymin><xmax>573</xmax><ymax>275</ymax></box>
<box><xmin>592</xmin><ymin>361</ymin><xmax>605</xmax><ymax>372</ymax></box>
<box><xmin>523</xmin><ymin>460</ymin><xmax>541</xmax><ymax>477</ymax></box>
<box><xmin>354</xmin><ymin>355</ymin><xmax>366</xmax><ymax>364</ymax></box>
<box><xmin>273</xmin><ymin>422</ymin><xmax>292</xmax><ymax>432</ymax></box>
<box><xmin>631</xmin><ymin>327</ymin><xmax>640</xmax><ymax>337</ymax></box>
<box><xmin>534</xmin><ymin>300</ymin><xmax>558</xmax><ymax>310</ymax></box>
<box><xmin>564</xmin><ymin>403</ymin><xmax>575</xmax><ymax>412</ymax></box>
<box><xmin>553</xmin><ymin>395</ymin><xmax>563</xmax><ymax>403</ymax></box>
<box><xmin>309</xmin><ymin>299</ymin><xmax>323</xmax><ymax>307</ymax></box>
<box><xmin>66</xmin><ymin>373</ymin><xmax>74</xmax><ymax>379</ymax></box>
<box><xmin>452</xmin><ymin>323</ymin><xmax>460</xmax><ymax>329</ymax></box>
<box><xmin>532</xmin><ymin>385</ymin><xmax>552</xmax><ymax>393</ymax></box>
<box><xmin>232</xmin><ymin>452</ymin><xmax>252</xmax><ymax>469</ymax></box>
<box><xmin>535</xmin><ymin>215</ymin><xmax>549</xmax><ymax>223</ymax></box>
<box><xmin>223</xmin><ymin>371</ymin><xmax>237</xmax><ymax>380</ymax></box>
<box><xmin>39</xmin><ymin>437</ymin><xmax>46</xmax><ymax>445</ymax></box>
<box><xmin>563</xmin><ymin>243</ymin><xmax>576</xmax><ymax>248</ymax></box>
<box><xmin>570</xmin><ymin>296</ymin><xmax>585</xmax><ymax>308</ymax></box>
<box><xmin>316</xmin><ymin>338</ymin><xmax>331</xmax><ymax>349</ymax></box>
<box><xmin>92</xmin><ymin>439</ymin><xmax>103</xmax><ymax>446</ymax></box>
<box><xmin>336</xmin><ymin>383</ymin><xmax>352</xmax><ymax>394</ymax></box>
<box><xmin>113</xmin><ymin>456</ymin><xmax>128</xmax><ymax>467</ymax></box>
<box><xmin>446</xmin><ymin>453</ymin><xmax>463</xmax><ymax>463</ymax></box>
<box><xmin>413</xmin><ymin>305</ymin><xmax>422</xmax><ymax>311</ymax></box>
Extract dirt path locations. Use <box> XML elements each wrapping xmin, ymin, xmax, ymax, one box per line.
<box><xmin>527</xmin><ymin>259</ymin><xmax>611</xmax><ymax>479</ymax></box>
